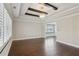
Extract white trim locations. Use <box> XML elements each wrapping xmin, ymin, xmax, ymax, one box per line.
<box><xmin>56</xmin><ymin>40</ymin><xmax>79</xmax><ymax>48</ymax></box>
<box><xmin>43</xmin><ymin>5</ymin><xmax>79</xmax><ymax>23</ymax></box>
<box><xmin>13</xmin><ymin>37</ymin><xmax>45</xmax><ymax>40</ymax></box>
<box><xmin>44</xmin><ymin>12</ymin><xmax>79</xmax><ymax>23</ymax></box>
<box><xmin>13</xmin><ymin>4</ymin><xmax>79</xmax><ymax>22</ymax></box>
<box><xmin>55</xmin><ymin>12</ymin><xmax>79</xmax><ymax>21</ymax></box>
<box><xmin>47</xmin><ymin>5</ymin><xmax>79</xmax><ymax>18</ymax></box>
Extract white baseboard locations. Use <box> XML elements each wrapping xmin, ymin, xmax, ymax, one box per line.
<box><xmin>13</xmin><ymin>37</ymin><xmax>45</xmax><ymax>41</ymax></box>
<box><xmin>56</xmin><ymin>40</ymin><xmax>79</xmax><ymax>48</ymax></box>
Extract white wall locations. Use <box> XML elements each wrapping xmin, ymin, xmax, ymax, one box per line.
<box><xmin>72</xmin><ymin>15</ymin><xmax>79</xmax><ymax>46</ymax></box>
<box><xmin>40</xmin><ymin>5</ymin><xmax>79</xmax><ymax>48</ymax></box>
<box><xmin>12</xmin><ymin>17</ymin><xmax>44</xmax><ymax>40</ymax></box>
<box><xmin>12</xmin><ymin>6</ymin><xmax>79</xmax><ymax>48</ymax></box>
<box><xmin>56</xmin><ymin>16</ymin><xmax>73</xmax><ymax>44</ymax></box>
<box><xmin>12</xmin><ymin>14</ymin><xmax>79</xmax><ymax>48</ymax></box>
<box><xmin>55</xmin><ymin>14</ymin><xmax>79</xmax><ymax>48</ymax></box>
<box><xmin>42</xmin><ymin>12</ymin><xmax>79</xmax><ymax>48</ymax></box>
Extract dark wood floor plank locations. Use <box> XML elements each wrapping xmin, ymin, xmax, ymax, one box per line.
<box><xmin>8</xmin><ymin>37</ymin><xmax>79</xmax><ymax>56</ymax></box>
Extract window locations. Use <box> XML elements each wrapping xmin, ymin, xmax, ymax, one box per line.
<box><xmin>46</xmin><ymin>24</ymin><xmax>55</xmax><ymax>33</ymax></box>
<box><xmin>0</xmin><ymin>3</ymin><xmax>12</xmax><ymax>53</ymax></box>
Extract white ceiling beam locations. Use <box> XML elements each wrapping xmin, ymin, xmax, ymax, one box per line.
<box><xmin>20</xmin><ymin>3</ymin><xmax>32</xmax><ymax>16</ymax></box>
<box><xmin>11</xmin><ymin>3</ymin><xmax>21</xmax><ymax>17</ymax></box>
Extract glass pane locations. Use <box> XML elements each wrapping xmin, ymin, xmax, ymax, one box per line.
<box><xmin>0</xmin><ymin>3</ymin><xmax>4</xmax><ymax>50</ymax></box>
<box><xmin>46</xmin><ymin>24</ymin><xmax>55</xmax><ymax>33</ymax></box>
<box><xmin>3</xmin><ymin>8</ymin><xmax>7</xmax><ymax>43</ymax></box>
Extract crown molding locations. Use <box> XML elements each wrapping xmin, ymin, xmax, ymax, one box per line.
<box><xmin>47</xmin><ymin>5</ymin><xmax>79</xmax><ymax>18</ymax></box>
<box><xmin>44</xmin><ymin>5</ymin><xmax>79</xmax><ymax>22</ymax></box>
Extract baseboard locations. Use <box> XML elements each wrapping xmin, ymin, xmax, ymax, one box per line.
<box><xmin>56</xmin><ymin>40</ymin><xmax>79</xmax><ymax>48</ymax></box>
<box><xmin>13</xmin><ymin>37</ymin><xmax>45</xmax><ymax>41</ymax></box>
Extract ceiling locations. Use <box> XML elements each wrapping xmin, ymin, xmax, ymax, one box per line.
<box><xmin>4</xmin><ymin>3</ymin><xmax>79</xmax><ymax>20</ymax></box>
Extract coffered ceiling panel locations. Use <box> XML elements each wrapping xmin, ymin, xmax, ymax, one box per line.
<box><xmin>4</xmin><ymin>3</ymin><xmax>79</xmax><ymax>19</ymax></box>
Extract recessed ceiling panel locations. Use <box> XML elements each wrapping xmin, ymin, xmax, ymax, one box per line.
<box><xmin>4</xmin><ymin>3</ymin><xmax>79</xmax><ymax>18</ymax></box>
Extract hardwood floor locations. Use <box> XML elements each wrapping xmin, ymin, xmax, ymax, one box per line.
<box><xmin>8</xmin><ymin>37</ymin><xmax>79</xmax><ymax>56</ymax></box>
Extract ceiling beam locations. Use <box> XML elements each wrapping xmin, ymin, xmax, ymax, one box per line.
<box><xmin>11</xmin><ymin>3</ymin><xmax>21</xmax><ymax>17</ymax></box>
<box><xmin>25</xmin><ymin>13</ymin><xmax>39</xmax><ymax>17</ymax></box>
<box><xmin>28</xmin><ymin>8</ymin><xmax>48</xmax><ymax>14</ymax></box>
<box><xmin>44</xmin><ymin>3</ymin><xmax>58</xmax><ymax>10</ymax></box>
